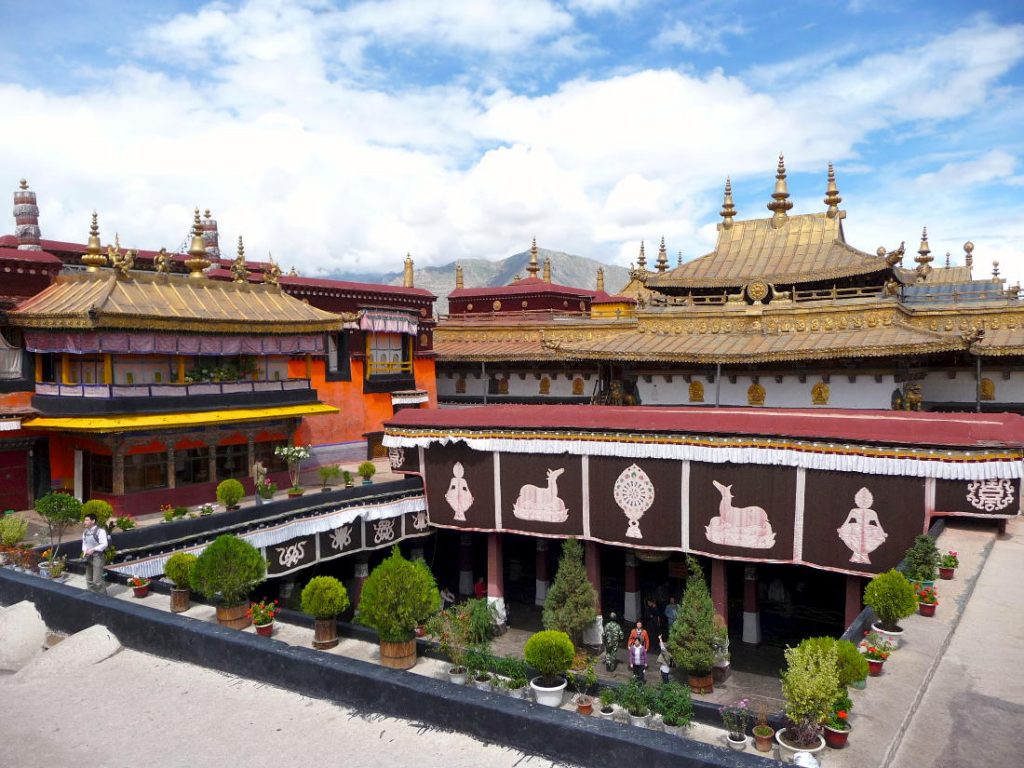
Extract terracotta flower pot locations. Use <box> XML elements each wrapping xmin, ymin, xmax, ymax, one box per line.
<box><xmin>752</xmin><ymin>727</ymin><xmax>774</xmax><ymax>752</ymax></box>
<box><xmin>824</xmin><ymin>724</ymin><xmax>851</xmax><ymax>748</ymax></box>
<box><xmin>255</xmin><ymin>621</ymin><xmax>274</xmax><ymax>637</ymax></box>
<box><xmin>939</xmin><ymin>566</ymin><xmax>955</xmax><ymax>580</ymax></box>
<box><xmin>867</xmin><ymin>658</ymin><xmax>885</xmax><ymax>676</ymax></box>
<box><xmin>687</xmin><ymin>673</ymin><xmax>714</xmax><ymax>694</ymax></box>
<box><xmin>132</xmin><ymin>584</ymin><xmax>150</xmax><ymax>598</ymax></box>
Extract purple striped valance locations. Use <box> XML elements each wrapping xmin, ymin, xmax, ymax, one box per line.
<box><xmin>25</xmin><ymin>331</ymin><xmax>325</xmax><ymax>356</ymax></box>
<box><xmin>359</xmin><ymin>309</ymin><xmax>418</xmax><ymax>335</ymax></box>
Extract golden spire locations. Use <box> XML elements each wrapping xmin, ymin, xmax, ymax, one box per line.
<box><xmin>656</xmin><ymin>237</ymin><xmax>668</xmax><ymax>272</ymax></box>
<box><xmin>992</xmin><ymin>260</ymin><xmax>1000</xmax><ymax>280</ymax></box>
<box><xmin>231</xmin><ymin>236</ymin><xmax>249</xmax><ymax>283</ymax></box>
<box><xmin>403</xmin><ymin>252</ymin><xmax>414</xmax><ymax>287</ymax></box>
<box><xmin>527</xmin><ymin>238</ymin><xmax>539</xmax><ymax>277</ymax></box>
<box><xmin>18</xmin><ymin>179</ymin><xmax>28</xmax><ymax>190</ymax></box>
<box><xmin>637</xmin><ymin>241</ymin><xmax>647</xmax><ymax>270</ymax></box>
<box><xmin>455</xmin><ymin>262</ymin><xmax>464</xmax><ymax>289</ymax></box>
<box><xmin>185</xmin><ymin>207</ymin><xmax>210</xmax><ymax>278</ymax></box>
<box><xmin>81</xmin><ymin>211</ymin><xmax>107</xmax><ymax>271</ymax></box>
<box><xmin>914</xmin><ymin>227</ymin><xmax>933</xmax><ymax>277</ymax></box>
<box><xmin>720</xmin><ymin>177</ymin><xmax>736</xmax><ymax>229</ymax></box>
<box><xmin>596</xmin><ymin>267</ymin><xmax>605</xmax><ymax>292</ymax></box>
<box><xmin>264</xmin><ymin>254</ymin><xmax>281</xmax><ymax>287</ymax></box>
<box><xmin>964</xmin><ymin>241</ymin><xmax>974</xmax><ymax>270</ymax></box>
<box><xmin>945</xmin><ymin>251</ymin><xmax>951</xmax><ymax>269</ymax></box>
<box><xmin>678</xmin><ymin>250</ymin><xmax>683</xmax><ymax>267</ymax></box>
<box><xmin>543</xmin><ymin>256</ymin><xmax>552</xmax><ymax>282</ymax></box>
<box><xmin>767</xmin><ymin>153</ymin><xmax>793</xmax><ymax>225</ymax></box>
<box><xmin>824</xmin><ymin>162</ymin><xmax>842</xmax><ymax>218</ymax></box>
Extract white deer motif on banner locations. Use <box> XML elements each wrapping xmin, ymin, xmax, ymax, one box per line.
<box><xmin>705</xmin><ymin>480</ymin><xmax>776</xmax><ymax>549</ymax></box>
<box><xmin>513</xmin><ymin>467</ymin><xmax>568</xmax><ymax>523</ymax></box>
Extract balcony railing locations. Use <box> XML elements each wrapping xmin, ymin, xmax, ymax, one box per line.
<box><xmin>366</xmin><ymin>360</ymin><xmax>413</xmax><ymax>376</ymax></box>
<box><xmin>35</xmin><ymin>379</ymin><xmax>312</xmax><ymax>399</ymax></box>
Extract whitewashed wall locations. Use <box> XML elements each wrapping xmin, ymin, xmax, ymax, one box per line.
<box><xmin>921</xmin><ymin>369</ymin><xmax>1024</xmax><ymax>404</ymax></box>
<box><xmin>636</xmin><ymin>373</ymin><xmax>896</xmax><ymax>409</ymax></box>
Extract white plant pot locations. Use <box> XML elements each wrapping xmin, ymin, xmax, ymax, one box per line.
<box><xmin>628</xmin><ymin>712</ymin><xmax>649</xmax><ymax>728</ymax></box>
<box><xmin>474</xmin><ymin>677</ymin><xmax>492</xmax><ymax>692</ymax></box>
<box><xmin>871</xmin><ymin>621</ymin><xmax>904</xmax><ymax>649</ymax></box>
<box><xmin>663</xmin><ymin>722</ymin><xmax>684</xmax><ymax>737</ymax></box>
<box><xmin>598</xmin><ymin>706</ymin><xmax>616</xmax><ymax>721</ymax></box>
<box><xmin>776</xmin><ymin>729</ymin><xmax>826</xmax><ymax>764</ymax></box>
<box><xmin>507</xmin><ymin>686</ymin><xmax>526</xmax><ymax>699</ymax></box>
<box><xmin>529</xmin><ymin>676</ymin><xmax>566</xmax><ymax>708</ymax></box>
<box><xmin>448</xmin><ymin>667</ymin><xmax>467</xmax><ymax>686</ymax></box>
<box><xmin>726</xmin><ymin>734</ymin><xmax>747</xmax><ymax>751</ymax></box>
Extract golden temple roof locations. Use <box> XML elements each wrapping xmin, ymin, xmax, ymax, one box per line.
<box><xmin>8</xmin><ymin>270</ymin><xmax>343</xmax><ymax>334</ymax></box>
<box><xmin>646</xmin><ymin>212</ymin><xmax>888</xmax><ymax>290</ymax></box>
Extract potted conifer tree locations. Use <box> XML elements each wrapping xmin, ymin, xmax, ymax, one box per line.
<box><xmin>164</xmin><ymin>552</ymin><xmax>197</xmax><ymax>613</ymax></box>
<box><xmin>864</xmin><ymin>569</ymin><xmax>917</xmax><ymax>648</ymax></box>
<box><xmin>192</xmin><ymin>535</ymin><xmax>267</xmax><ymax>629</ymax></box>
<box><xmin>542</xmin><ymin>537</ymin><xmax>597</xmax><ymax>648</ymax></box>
<box><xmin>668</xmin><ymin>556</ymin><xmax>723</xmax><ymax>694</ymax></box>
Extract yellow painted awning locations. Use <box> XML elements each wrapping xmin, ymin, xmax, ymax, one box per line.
<box><xmin>21</xmin><ymin>403</ymin><xmax>338</xmax><ymax>433</ymax></box>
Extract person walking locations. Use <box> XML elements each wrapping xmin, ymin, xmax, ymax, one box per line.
<box><xmin>629</xmin><ymin>637</ymin><xmax>648</xmax><ymax>683</ymax></box>
<box><xmin>602</xmin><ymin>612</ymin><xmax>625</xmax><ymax>671</ymax></box>
<box><xmin>81</xmin><ymin>513</ymin><xmax>108</xmax><ymax>595</ymax></box>
<box><xmin>251</xmin><ymin>460</ymin><xmax>267</xmax><ymax>505</ymax></box>
<box><xmin>657</xmin><ymin>635</ymin><xmax>673</xmax><ymax>683</ymax></box>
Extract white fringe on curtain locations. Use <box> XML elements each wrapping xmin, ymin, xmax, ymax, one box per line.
<box><xmin>383</xmin><ymin>434</ymin><xmax>1020</xmax><ymax>480</ymax></box>
<box><xmin>108</xmin><ymin>496</ymin><xmax>426</xmax><ymax>579</ymax></box>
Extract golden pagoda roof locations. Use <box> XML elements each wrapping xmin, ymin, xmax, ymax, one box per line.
<box><xmin>646</xmin><ymin>212</ymin><xmax>888</xmax><ymax>290</ymax></box>
<box><xmin>8</xmin><ymin>270</ymin><xmax>342</xmax><ymax>334</ymax></box>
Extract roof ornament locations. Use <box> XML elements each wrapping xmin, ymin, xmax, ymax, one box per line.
<box><xmin>19</xmin><ymin>179</ymin><xmax>28</xmax><ymax>190</ymax></box>
<box><xmin>824</xmin><ymin>162</ymin><xmax>842</xmax><ymax>218</ymax></box>
<box><xmin>231</xmin><ymin>236</ymin><xmax>248</xmax><ymax>283</ymax></box>
<box><xmin>964</xmin><ymin>241</ymin><xmax>974</xmax><ymax>270</ymax></box>
<box><xmin>288</xmin><ymin>266</ymin><xmax>298</xmax><ymax>276</ymax></box>
<box><xmin>992</xmin><ymin>260</ymin><xmax>1000</xmax><ymax>280</ymax></box>
<box><xmin>184</xmin><ymin>207</ymin><xmax>211</xmax><ymax>278</ymax></box>
<box><xmin>455</xmin><ymin>262</ymin><xmax>464</xmax><ymax>289</ymax></box>
<box><xmin>542</xmin><ymin>256</ymin><xmax>551</xmax><ymax>282</ymax></box>
<box><xmin>629</xmin><ymin>241</ymin><xmax>649</xmax><ymax>284</ymax></box>
<box><xmin>108</xmin><ymin>234</ymin><xmax>135</xmax><ymax>279</ymax></box>
<box><xmin>677</xmin><ymin>250</ymin><xmax>683</xmax><ymax>267</ymax></box>
<box><xmin>914</xmin><ymin>227</ymin><xmax>933</xmax><ymax>280</ymax></box>
<box><xmin>596</xmin><ymin>267</ymin><xmax>605</xmax><ymax>292</ymax></box>
<box><xmin>637</xmin><ymin>241</ymin><xmax>647</xmax><ymax>270</ymax></box>
<box><xmin>154</xmin><ymin>247</ymin><xmax>171</xmax><ymax>274</ymax></box>
<box><xmin>527</xmin><ymin>238</ymin><xmax>540</xmax><ymax>277</ymax></box>
<box><xmin>945</xmin><ymin>251</ymin><xmax>951</xmax><ymax>269</ymax></box>
<box><xmin>720</xmin><ymin>177</ymin><xmax>736</xmax><ymax>229</ymax></box>
<box><xmin>656</xmin><ymin>237</ymin><xmax>669</xmax><ymax>272</ymax></box>
<box><xmin>14</xmin><ymin>178</ymin><xmax>43</xmax><ymax>250</ymax></box>
<box><xmin>81</xmin><ymin>211</ymin><xmax>108</xmax><ymax>271</ymax></box>
<box><xmin>264</xmin><ymin>254</ymin><xmax>282</xmax><ymax>287</ymax></box>
<box><xmin>880</xmin><ymin>242</ymin><xmax>904</xmax><ymax>267</ymax></box>
<box><xmin>767</xmin><ymin>153</ymin><xmax>793</xmax><ymax>226</ymax></box>
<box><xmin>403</xmin><ymin>253</ymin><xmax>414</xmax><ymax>287</ymax></box>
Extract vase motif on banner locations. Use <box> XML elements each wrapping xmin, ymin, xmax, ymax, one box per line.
<box><xmin>445</xmin><ymin>462</ymin><xmax>474</xmax><ymax>521</ymax></box>
<box><xmin>328</xmin><ymin>525</ymin><xmax>352</xmax><ymax>552</ymax></box>
<box><xmin>372</xmin><ymin>518</ymin><xmax>396</xmax><ymax>545</ymax></box>
<box><xmin>388</xmin><ymin>447</ymin><xmax>405</xmax><ymax>470</ymax></box>
<box><xmin>837</xmin><ymin>488</ymin><xmax>888</xmax><ymax>564</ymax></box>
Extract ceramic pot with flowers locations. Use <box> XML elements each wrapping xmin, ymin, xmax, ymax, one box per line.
<box><xmin>917</xmin><ymin>586</ymin><xmax>938</xmax><ymax>617</ymax></box>
<box><xmin>128</xmin><ymin>576</ymin><xmax>151</xmax><ymax>598</ymax></box>
<box><xmin>248</xmin><ymin>599</ymin><xmax>279</xmax><ymax>637</ymax></box>
<box><xmin>863</xmin><ymin>643</ymin><xmax>890</xmax><ymax>676</ymax></box>
<box><xmin>938</xmin><ymin>550</ymin><xmax>959</xmax><ymax>580</ymax></box>
<box><xmin>823</xmin><ymin>710</ymin><xmax>851</xmax><ymax>748</ymax></box>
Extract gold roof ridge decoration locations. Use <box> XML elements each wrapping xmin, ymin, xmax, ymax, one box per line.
<box><xmin>184</xmin><ymin>207</ymin><xmax>211</xmax><ymax>278</ymax></box>
<box><xmin>231</xmin><ymin>236</ymin><xmax>249</xmax><ymax>283</ymax></box>
<box><xmin>824</xmin><ymin>162</ymin><xmax>842</xmax><ymax>218</ymax></box>
<box><xmin>656</xmin><ymin>237</ymin><xmax>668</xmax><ymax>272</ymax></box>
<box><xmin>8</xmin><ymin>269</ymin><xmax>342</xmax><ymax>334</ymax></box>
<box><xmin>82</xmin><ymin>211</ymin><xmax>107</xmax><ymax>271</ymax></box>
<box><xmin>527</xmin><ymin>238</ymin><xmax>540</xmax><ymax>277</ymax></box>
<box><xmin>404</xmin><ymin>253</ymin><xmax>415</xmax><ymax>288</ymax></box>
<box><xmin>720</xmin><ymin>177</ymin><xmax>736</xmax><ymax>229</ymax></box>
<box><xmin>915</xmin><ymin>227</ymin><xmax>934</xmax><ymax>280</ymax></box>
<box><xmin>766</xmin><ymin>153</ymin><xmax>793</xmax><ymax>225</ymax></box>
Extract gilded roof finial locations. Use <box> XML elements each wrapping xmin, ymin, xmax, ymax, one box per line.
<box><xmin>945</xmin><ymin>251</ymin><xmax>951</xmax><ymax>269</ymax></box>
<box><xmin>596</xmin><ymin>267</ymin><xmax>605</xmax><ymax>292</ymax></box>
<box><xmin>403</xmin><ymin>252</ymin><xmax>414</xmax><ymax>287</ymax></box>
<box><xmin>185</xmin><ymin>207</ymin><xmax>211</xmax><ymax>278</ymax></box>
<box><xmin>720</xmin><ymin>177</ymin><xmax>736</xmax><ymax>229</ymax></box>
<box><xmin>677</xmin><ymin>250</ymin><xmax>683</xmax><ymax>267</ymax></box>
<box><xmin>231</xmin><ymin>236</ymin><xmax>248</xmax><ymax>283</ymax></box>
<box><xmin>288</xmin><ymin>266</ymin><xmax>298</xmax><ymax>276</ymax></box>
<box><xmin>656</xmin><ymin>237</ymin><xmax>668</xmax><ymax>272</ymax></box>
<box><xmin>110</xmin><ymin>237</ymin><xmax>135</xmax><ymax>279</ymax></box>
<box><xmin>527</xmin><ymin>238</ymin><xmax>539</xmax><ymax>277</ymax></box>
<box><xmin>264</xmin><ymin>254</ymin><xmax>281</xmax><ymax>287</ymax></box>
<box><xmin>637</xmin><ymin>241</ymin><xmax>647</xmax><ymax>270</ymax></box>
<box><xmin>992</xmin><ymin>260</ymin><xmax>1000</xmax><ymax>280</ymax></box>
<box><xmin>543</xmin><ymin>255</ymin><xmax>552</xmax><ymax>282</ymax></box>
<box><xmin>455</xmin><ymin>262</ymin><xmax>464</xmax><ymax>289</ymax></box>
<box><xmin>824</xmin><ymin>162</ymin><xmax>842</xmax><ymax>218</ymax></box>
<box><xmin>154</xmin><ymin>247</ymin><xmax>171</xmax><ymax>274</ymax></box>
<box><xmin>767</xmin><ymin>153</ymin><xmax>793</xmax><ymax>226</ymax></box>
<box><xmin>82</xmin><ymin>211</ymin><xmax>107</xmax><ymax>271</ymax></box>
<box><xmin>914</xmin><ymin>227</ymin><xmax>933</xmax><ymax>279</ymax></box>
<box><xmin>18</xmin><ymin>179</ymin><xmax>28</xmax><ymax>190</ymax></box>
<box><xmin>964</xmin><ymin>241</ymin><xmax>974</xmax><ymax>270</ymax></box>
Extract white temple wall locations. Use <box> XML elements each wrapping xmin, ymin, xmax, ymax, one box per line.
<box><xmin>922</xmin><ymin>369</ymin><xmax>1024</xmax><ymax>404</ymax></box>
<box><xmin>635</xmin><ymin>373</ymin><xmax>896</xmax><ymax>409</ymax></box>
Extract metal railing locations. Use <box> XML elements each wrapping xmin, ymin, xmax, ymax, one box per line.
<box><xmin>35</xmin><ymin>379</ymin><xmax>311</xmax><ymax>398</ymax></box>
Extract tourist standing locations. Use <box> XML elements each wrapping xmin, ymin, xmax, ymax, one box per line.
<box><xmin>664</xmin><ymin>596</ymin><xmax>679</xmax><ymax>628</ymax></box>
<box><xmin>629</xmin><ymin>637</ymin><xmax>648</xmax><ymax>683</ymax></box>
<box><xmin>657</xmin><ymin>636</ymin><xmax>673</xmax><ymax>683</ymax></box>
<box><xmin>602</xmin><ymin>612</ymin><xmax>625</xmax><ymax>671</ymax></box>
<box><xmin>81</xmin><ymin>513</ymin><xmax>108</xmax><ymax>595</ymax></box>
<box><xmin>627</xmin><ymin>620</ymin><xmax>650</xmax><ymax>651</ymax></box>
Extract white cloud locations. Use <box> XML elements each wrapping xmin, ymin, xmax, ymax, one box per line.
<box><xmin>653</xmin><ymin>19</ymin><xmax>745</xmax><ymax>53</ymax></box>
<box><xmin>565</xmin><ymin>0</ymin><xmax>643</xmax><ymax>14</ymax></box>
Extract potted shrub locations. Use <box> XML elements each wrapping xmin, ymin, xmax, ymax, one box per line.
<box><xmin>192</xmin><ymin>534</ymin><xmax>267</xmax><ymax>629</ymax></box>
<box><xmin>938</xmin><ymin>549</ymin><xmax>959</xmax><ymax>580</ymax></box>
<box><xmin>653</xmin><ymin>681</ymin><xmax>693</xmax><ymax>735</ymax></box>
<box><xmin>357</xmin><ymin>460</ymin><xmax>377</xmax><ymax>485</ymax></box>
<box><xmin>864</xmin><ymin>569</ymin><xmax>917</xmax><ymax>647</ymax></box>
<box><xmin>778</xmin><ymin>639</ymin><xmax>838</xmax><ymax>762</ymax></box>
<box><xmin>752</xmin><ymin>701</ymin><xmax>775</xmax><ymax>752</ymax></box>
<box><xmin>836</xmin><ymin>638</ymin><xmax>869</xmax><ymax>689</ymax></box>
<box><xmin>249</xmin><ymin>598</ymin><xmax>279</xmax><ymax>637</ymax></box>
<box><xmin>275</xmin><ymin>444</ymin><xmax>311</xmax><ymax>493</ymax></box>
<box><xmin>81</xmin><ymin>499</ymin><xmax>114</xmax><ymax>528</ymax></box>
<box><xmin>358</xmin><ymin>546</ymin><xmax>440</xmax><ymax>669</ymax></box>
<box><xmin>523</xmin><ymin>629</ymin><xmax>574</xmax><ymax>707</ymax></box>
<box><xmin>569</xmin><ymin>658</ymin><xmax>597</xmax><ymax>715</ymax></box>
<box><xmin>617</xmin><ymin>679</ymin><xmax>651</xmax><ymax>727</ymax></box>
<box><xmin>720</xmin><ymin>697</ymin><xmax>751</xmax><ymax>750</ymax></box>
<box><xmin>318</xmin><ymin>464</ymin><xmax>341</xmax><ymax>491</ymax></box>
<box><xmin>0</xmin><ymin>516</ymin><xmax>28</xmax><ymax>565</ymax></box>
<box><xmin>542</xmin><ymin>537</ymin><xmax>597</xmax><ymax>648</ymax></box>
<box><xmin>903</xmin><ymin>534</ymin><xmax>939</xmax><ymax>586</ymax></box>
<box><xmin>216</xmin><ymin>478</ymin><xmax>245</xmax><ymax>510</ymax></box>
<box><xmin>426</xmin><ymin>603</ymin><xmax>475</xmax><ymax>685</ymax></box>
<box><xmin>465</xmin><ymin>646</ymin><xmax>496</xmax><ymax>691</ymax></box>
<box><xmin>497</xmin><ymin>656</ymin><xmax>529</xmax><ymax>698</ymax></box>
<box><xmin>127</xmin><ymin>575</ymin><xmax>151</xmax><ymax>598</ymax></box>
<box><xmin>916</xmin><ymin>585</ymin><xmax>939</xmax><ymax>617</ymax></box>
<box><xmin>342</xmin><ymin>470</ymin><xmax>354</xmax><ymax>488</ymax></box>
<box><xmin>668</xmin><ymin>556</ymin><xmax>722</xmax><ymax>694</ymax></box>
<box><xmin>256</xmin><ymin>479</ymin><xmax>277</xmax><ymax>501</ymax></box>
<box><xmin>164</xmin><ymin>552</ymin><xmax>197</xmax><ymax>613</ymax></box>
<box><xmin>302</xmin><ymin>575</ymin><xmax>350</xmax><ymax>649</ymax></box>
<box><xmin>35</xmin><ymin>491</ymin><xmax>82</xmax><ymax>564</ymax></box>
<box><xmin>598</xmin><ymin>687</ymin><xmax>617</xmax><ymax>720</ymax></box>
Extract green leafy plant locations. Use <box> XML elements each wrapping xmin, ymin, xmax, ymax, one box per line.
<box><xmin>542</xmin><ymin>537</ymin><xmax>597</xmax><ymax>647</ymax></box>
<box><xmin>465</xmin><ymin>597</ymin><xmax>499</xmax><ymax>645</ymax></box>
<box><xmin>668</xmin><ymin>556</ymin><xmax>723</xmax><ymax>676</ymax></box>
<box><xmin>780</xmin><ymin>639</ymin><xmax>840</xmax><ymax>748</ymax></box>
<box><xmin>599</xmin><ymin>687</ymin><xmax>617</xmax><ymax>712</ymax></box>
<box><xmin>164</xmin><ymin>552</ymin><xmax>197</xmax><ymax>590</ymax></box>
<box><xmin>496</xmin><ymin>656</ymin><xmax>529</xmax><ymax>689</ymax></box>
<box><xmin>81</xmin><ymin>499</ymin><xmax>113</xmax><ymax>528</ymax></box>
<box><xmin>163</xmin><ymin>510</ymin><xmax>175</xmax><ymax>523</ymax></box>
<box><xmin>357</xmin><ymin>460</ymin><xmax>377</xmax><ymax>481</ymax></box>
<box><xmin>903</xmin><ymin>534</ymin><xmax>940</xmax><ymax>582</ymax></box>
<box><xmin>113</xmin><ymin>517</ymin><xmax>136</xmax><ymax>531</ymax></box>
<box><xmin>317</xmin><ymin>464</ymin><xmax>341</xmax><ymax>489</ymax></box>
<box><xmin>617</xmin><ymin>679</ymin><xmax>651</xmax><ymax>717</ymax></box>
<box><xmin>103</xmin><ymin>544</ymin><xmax>117</xmax><ymax>564</ymax></box>
<box><xmin>358</xmin><ymin>546</ymin><xmax>440</xmax><ymax>642</ymax></box>
<box><xmin>248</xmin><ymin>598</ymin><xmax>278</xmax><ymax>626</ymax></box>
<box><xmin>653</xmin><ymin>681</ymin><xmax>694</xmax><ymax>727</ymax></box>
<box><xmin>825</xmin><ymin>708</ymin><xmax>850</xmax><ymax>731</ymax></box>
<box><xmin>216</xmin><ymin>478</ymin><xmax>245</xmax><ymax>508</ymax></box>
<box><xmin>275</xmin><ymin>444</ymin><xmax>311</xmax><ymax>487</ymax></box>
<box><xmin>939</xmin><ymin>550</ymin><xmax>959</xmax><ymax>569</ymax></box>
<box><xmin>426</xmin><ymin>603</ymin><xmax>476</xmax><ymax>673</ymax></box>
<box><xmin>864</xmin><ymin>569</ymin><xmax>917</xmax><ymax>631</ymax></box>
<box><xmin>35</xmin><ymin>492</ymin><xmax>82</xmax><ymax>554</ymax></box>
<box><xmin>127</xmin><ymin>576</ymin><xmax>150</xmax><ymax>589</ymax></box>
<box><xmin>720</xmin><ymin>697</ymin><xmax>751</xmax><ymax>738</ymax></box>
<box><xmin>301</xmin><ymin>575</ymin><xmax>350</xmax><ymax>619</ymax></box>
<box><xmin>834</xmin><ymin>639</ymin><xmax>869</xmax><ymax>687</ymax></box>
<box><xmin>568</xmin><ymin>657</ymin><xmax>597</xmax><ymax>704</ymax></box>
<box><xmin>752</xmin><ymin>701</ymin><xmax>774</xmax><ymax>739</ymax></box>
<box><xmin>342</xmin><ymin>470</ymin><xmax>353</xmax><ymax>487</ymax></box>
<box><xmin>172</xmin><ymin>506</ymin><xmax>188</xmax><ymax>518</ymax></box>
<box><xmin>523</xmin><ymin>629</ymin><xmax>574</xmax><ymax>686</ymax></box>
<box><xmin>917</xmin><ymin>586</ymin><xmax>939</xmax><ymax>605</ymax></box>
<box><xmin>192</xmin><ymin>534</ymin><xmax>267</xmax><ymax>607</ymax></box>
<box><xmin>256</xmin><ymin>480</ymin><xmax>277</xmax><ymax>499</ymax></box>
<box><xmin>0</xmin><ymin>515</ymin><xmax>28</xmax><ymax>547</ymax></box>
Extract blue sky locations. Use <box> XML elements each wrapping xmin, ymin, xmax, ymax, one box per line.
<box><xmin>1</xmin><ymin>0</ymin><xmax>1022</xmax><ymax>285</ymax></box>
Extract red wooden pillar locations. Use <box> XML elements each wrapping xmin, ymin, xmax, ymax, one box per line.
<box><xmin>624</xmin><ymin>552</ymin><xmax>640</xmax><ymax>622</ymax></box>
<box><xmin>535</xmin><ymin>539</ymin><xmax>550</xmax><ymax>606</ymax></box>
<box><xmin>487</xmin><ymin>533</ymin><xmax>506</xmax><ymax>625</ymax></box>
<box><xmin>458</xmin><ymin>533</ymin><xmax>473</xmax><ymax>595</ymax></box>
<box><xmin>711</xmin><ymin>558</ymin><xmax>727</xmax><ymax>625</ymax></box>
<box><xmin>845</xmin><ymin>575</ymin><xmax>863</xmax><ymax>629</ymax></box>
<box><xmin>350</xmin><ymin>556</ymin><xmax>369</xmax><ymax>609</ymax></box>
<box><xmin>742</xmin><ymin>566</ymin><xmax>761</xmax><ymax>644</ymax></box>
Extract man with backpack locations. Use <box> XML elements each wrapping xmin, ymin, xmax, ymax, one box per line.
<box><xmin>81</xmin><ymin>513</ymin><xmax>108</xmax><ymax>595</ymax></box>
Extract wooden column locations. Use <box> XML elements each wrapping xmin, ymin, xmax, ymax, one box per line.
<box><xmin>304</xmin><ymin>353</ymin><xmax>312</xmax><ymax>379</ymax></box>
<box><xmin>61</xmin><ymin>353</ymin><xmax>71</xmax><ymax>385</ymax></box>
<box><xmin>585</xmin><ymin>540</ymin><xmax>602</xmax><ymax>614</ymax></box>
<box><xmin>102</xmin><ymin>354</ymin><xmax>113</xmax><ymax>385</ymax></box>
<box><xmin>112</xmin><ymin>441</ymin><xmax>126</xmax><ymax>496</ymax></box>
<box><xmin>742</xmin><ymin>566</ymin><xmax>761</xmax><ymax>644</ymax></box>
<box><xmin>534</xmin><ymin>539</ymin><xmax>550</xmax><ymax>606</ymax></box>
<box><xmin>711</xmin><ymin>558</ymin><xmax>728</xmax><ymax>625</ymax></box>
<box><xmin>34</xmin><ymin>354</ymin><xmax>42</xmax><ymax>382</ymax></box>
<box><xmin>458</xmin><ymin>533</ymin><xmax>474</xmax><ymax>595</ymax></box>
<box><xmin>177</xmin><ymin>356</ymin><xmax>186</xmax><ymax>384</ymax></box>
<box><xmin>207</xmin><ymin>442</ymin><xmax>218</xmax><ymax>485</ymax></box>
<box><xmin>246</xmin><ymin>433</ymin><xmax>256</xmax><ymax>479</ymax></box>
<box><xmin>845</xmin><ymin>575</ymin><xmax>863</xmax><ymax>629</ymax></box>
<box><xmin>166</xmin><ymin>447</ymin><xmax>176</xmax><ymax>490</ymax></box>
<box><xmin>624</xmin><ymin>552</ymin><xmax>640</xmax><ymax>622</ymax></box>
<box><xmin>487</xmin><ymin>533</ymin><xmax>506</xmax><ymax>625</ymax></box>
